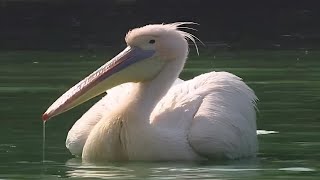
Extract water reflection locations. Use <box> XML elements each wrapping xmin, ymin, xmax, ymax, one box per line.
<box><xmin>61</xmin><ymin>158</ymin><xmax>317</xmax><ymax>179</ymax></box>
<box><xmin>65</xmin><ymin>159</ymin><xmax>136</xmax><ymax>179</ymax></box>
<box><xmin>63</xmin><ymin>158</ymin><xmax>264</xmax><ymax>179</ymax></box>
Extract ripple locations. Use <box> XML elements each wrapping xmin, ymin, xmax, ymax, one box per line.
<box><xmin>257</xmin><ymin>130</ymin><xmax>279</xmax><ymax>135</ymax></box>
<box><xmin>279</xmin><ymin>167</ymin><xmax>316</xmax><ymax>172</ymax></box>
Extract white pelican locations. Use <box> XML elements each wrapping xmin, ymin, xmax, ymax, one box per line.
<box><xmin>43</xmin><ymin>22</ymin><xmax>258</xmax><ymax>162</ymax></box>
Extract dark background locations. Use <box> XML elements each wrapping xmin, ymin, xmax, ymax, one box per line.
<box><xmin>1</xmin><ymin>0</ymin><xmax>320</xmax><ymax>50</ymax></box>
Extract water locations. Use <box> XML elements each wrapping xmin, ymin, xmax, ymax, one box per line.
<box><xmin>42</xmin><ymin>122</ymin><xmax>46</xmax><ymax>164</ymax></box>
<box><xmin>0</xmin><ymin>50</ymin><xmax>319</xmax><ymax>179</ymax></box>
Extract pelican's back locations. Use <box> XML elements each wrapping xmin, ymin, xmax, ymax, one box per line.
<box><xmin>190</xmin><ymin>72</ymin><xmax>257</xmax><ymax>159</ymax></box>
<box><xmin>151</xmin><ymin>72</ymin><xmax>258</xmax><ymax>159</ymax></box>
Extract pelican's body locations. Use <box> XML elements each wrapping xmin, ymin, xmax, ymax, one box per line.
<box><xmin>43</xmin><ymin>22</ymin><xmax>258</xmax><ymax>162</ymax></box>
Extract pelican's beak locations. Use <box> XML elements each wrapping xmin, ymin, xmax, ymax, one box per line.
<box><xmin>42</xmin><ymin>46</ymin><xmax>155</xmax><ymax>121</ymax></box>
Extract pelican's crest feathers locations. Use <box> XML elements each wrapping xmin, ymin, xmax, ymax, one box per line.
<box><xmin>125</xmin><ymin>22</ymin><xmax>203</xmax><ymax>55</ymax></box>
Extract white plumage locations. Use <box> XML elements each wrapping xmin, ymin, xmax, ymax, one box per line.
<box><xmin>44</xmin><ymin>22</ymin><xmax>258</xmax><ymax>162</ymax></box>
<box><xmin>66</xmin><ymin>71</ymin><xmax>257</xmax><ymax>160</ymax></box>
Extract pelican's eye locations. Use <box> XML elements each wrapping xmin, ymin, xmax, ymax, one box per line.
<box><xmin>149</xmin><ymin>39</ymin><xmax>155</xmax><ymax>44</ymax></box>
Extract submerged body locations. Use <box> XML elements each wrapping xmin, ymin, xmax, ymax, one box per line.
<box><xmin>43</xmin><ymin>22</ymin><xmax>258</xmax><ymax>162</ymax></box>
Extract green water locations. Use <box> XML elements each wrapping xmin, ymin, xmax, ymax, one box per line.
<box><xmin>0</xmin><ymin>50</ymin><xmax>319</xmax><ymax>179</ymax></box>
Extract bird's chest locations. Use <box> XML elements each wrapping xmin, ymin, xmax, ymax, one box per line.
<box><xmin>82</xmin><ymin>116</ymin><xmax>202</xmax><ymax>161</ymax></box>
<box><xmin>82</xmin><ymin>120</ymin><xmax>128</xmax><ymax>162</ymax></box>
<box><xmin>120</xmin><ymin>124</ymin><xmax>202</xmax><ymax>161</ymax></box>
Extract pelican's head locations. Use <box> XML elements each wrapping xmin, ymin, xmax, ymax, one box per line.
<box><xmin>42</xmin><ymin>22</ymin><xmax>199</xmax><ymax>121</ymax></box>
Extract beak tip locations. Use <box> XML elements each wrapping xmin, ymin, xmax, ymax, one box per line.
<box><xmin>42</xmin><ymin>113</ymin><xmax>49</xmax><ymax>121</ymax></box>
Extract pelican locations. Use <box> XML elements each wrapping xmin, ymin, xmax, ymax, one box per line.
<box><xmin>43</xmin><ymin>22</ymin><xmax>258</xmax><ymax>162</ymax></box>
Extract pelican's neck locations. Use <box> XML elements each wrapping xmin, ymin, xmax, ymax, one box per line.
<box><xmin>126</xmin><ymin>57</ymin><xmax>185</xmax><ymax>123</ymax></box>
<box><xmin>82</xmin><ymin>56</ymin><xmax>187</xmax><ymax>161</ymax></box>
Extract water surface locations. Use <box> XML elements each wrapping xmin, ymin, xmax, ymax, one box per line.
<box><xmin>0</xmin><ymin>50</ymin><xmax>319</xmax><ymax>179</ymax></box>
